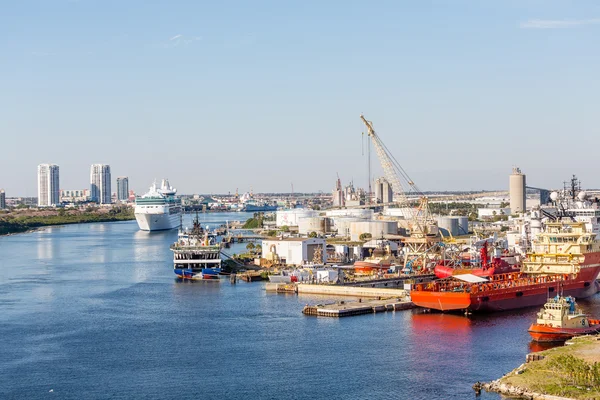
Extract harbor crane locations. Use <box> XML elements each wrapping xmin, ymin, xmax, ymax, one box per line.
<box><xmin>359</xmin><ymin>114</ymin><xmax>437</xmax><ymax>238</ymax></box>
<box><xmin>360</xmin><ymin>114</ymin><xmax>441</xmax><ymax>271</ymax></box>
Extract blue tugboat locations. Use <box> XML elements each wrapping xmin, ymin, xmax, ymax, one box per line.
<box><xmin>170</xmin><ymin>214</ymin><xmax>222</xmax><ymax>280</ymax></box>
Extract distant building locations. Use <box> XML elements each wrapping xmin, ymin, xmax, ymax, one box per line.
<box><xmin>0</xmin><ymin>189</ymin><xmax>5</xmax><ymax>209</ymax></box>
<box><xmin>116</xmin><ymin>176</ymin><xmax>129</xmax><ymax>202</ymax></box>
<box><xmin>261</xmin><ymin>237</ymin><xmax>327</xmax><ymax>266</ymax></box>
<box><xmin>509</xmin><ymin>167</ymin><xmax>526</xmax><ymax>213</ymax></box>
<box><xmin>128</xmin><ymin>189</ymin><xmax>136</xmax><ymax>202</ymax></box>
<box><xmin>38</xmin><ymin>164</ymin><xmax>60</xmax><ymax>207</ymax></box>
<box><xmin>90</xmin><ymin>164</ymin><xmax>111</xmax><ymax>204</ymax></box>
<box><xmin>374</xmin><ymin>177</ymin><xmax>393</xmax><ymax>204</ymax></box>
<box><xmin>60</xmin><ymin>189</ymin><xmax>90</xmax><ymax>203</ymax></box>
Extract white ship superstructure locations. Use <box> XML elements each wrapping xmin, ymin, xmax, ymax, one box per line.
<box><xmin>135</xmin><ymin>179</ymin><xmax>181</xmax><ymax>231</ymax></box>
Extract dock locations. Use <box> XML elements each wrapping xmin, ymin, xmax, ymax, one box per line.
<box><xmin>302</xmin><ymin>298</ymin><xmax>415</xmax><ymax>317</ymax></box>
<box><xmin>266</xmin><ymin>282</ymin><xmax>409</xmax><ymax>298</ymax></box>
<box><xmin>239</xmin><ymin>271</ymin><xmax>265</xmax><ymax>282</ymax></box>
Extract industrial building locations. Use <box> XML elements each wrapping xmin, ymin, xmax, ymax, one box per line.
<box><xmin>37</xmin><ymin>164</ymin><xmax>60</xmax><ymax>207</ymax></box>
<box><xmin>90</xmin><ymin>164</ymin><xmax>112</xmax><ymax>204</ymax></box>
<box><xmin>509</xmin><ymin>167</ymin><xmax>526</xmax><ymax>213</ymax></box>
<box><xmin>374</xmin><ymin>177</ymin><xmax>393</xmax><ymax>204</ymax></box>
<box><xmin>261</xmin><ymin>237</ymin><xmax>327</xmax><ymax>266</ymax></box>
<box><xmin>477</xmin><ymin>207</ymin><xmax>512</xmax><ymax>219</ymax></box>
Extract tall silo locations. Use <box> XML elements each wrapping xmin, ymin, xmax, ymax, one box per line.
<box><xmin>374</xmin><ymin>177</ymin><xmax>384</xmax><ymax>204</ymax></box>
<box><xmin>509</xmin><ymin>167</ymin><xmax>526</xmax><ymax>213</ymax></box>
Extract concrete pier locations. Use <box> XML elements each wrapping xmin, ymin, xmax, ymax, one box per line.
<box><xmin>265</xmin><ymin>282</ymin><xmax>409</xmax><ymax>298</ymax></box>
<box><xmin>302</xmin><ymin>298</ymin><xmax>414</xmax><ymax>317</ymax></box>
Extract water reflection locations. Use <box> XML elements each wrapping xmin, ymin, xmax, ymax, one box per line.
<box><xmin>528</xmin><ymin>341</ymin><xmax>564</xmax><ymax>353</ymax></box>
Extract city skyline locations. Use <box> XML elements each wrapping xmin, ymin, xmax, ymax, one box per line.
<box><xmin>2</xmin><ymin>1</ymin><xmax>600</xmax><ymax>195</ymax></box>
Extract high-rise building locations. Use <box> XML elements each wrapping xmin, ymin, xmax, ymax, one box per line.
<box><xmin>38</xmin><ymin>164</ymin><xmax>60</xmax><ymax>207</ymax></box>
<box><xmin>90</xmin><ymin>164</ymin><xmax>112</xmax><ymax>204</ymax></box>
<box><xmin>116</xmin><ymin>176</ymin><xmax>129</xmax><ymax>202</ymax></box>
<box><xmin>0</xmin><ymin>189</ymin><xmax>5</xmax><ymax>209</ymax></box>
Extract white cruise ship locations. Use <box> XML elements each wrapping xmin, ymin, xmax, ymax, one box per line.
<box><xmin>135</xmin><ymin>179</ymin><xmax>182</xmax><ymax>231</ymax></box>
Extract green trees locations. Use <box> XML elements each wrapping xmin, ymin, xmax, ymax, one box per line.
<box><xmin>359</xmin><ymin>233</ymin><xmax>372</xmax><ymax>241</ymax></box>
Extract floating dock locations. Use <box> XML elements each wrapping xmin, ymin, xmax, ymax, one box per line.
<box><xmin>302</xmin><ymin>298</ymin><xmax>414</xmax><ymax>317</ymax></box>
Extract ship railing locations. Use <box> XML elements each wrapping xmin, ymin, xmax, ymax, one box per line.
<box><xmin>413</xmin><ymin>272</ymin><xmax>571</xmax><ymax>294</ymax></box>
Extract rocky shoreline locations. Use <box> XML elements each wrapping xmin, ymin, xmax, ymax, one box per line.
<box><xmin>476</xmin><ymin>373</ymin><xmax>575</xmax><ymax>400</ymax></box>
<box><xmin>474</xmin><ymin>336</ymin><xmax>600</xmax><ymax>400</ymax></box>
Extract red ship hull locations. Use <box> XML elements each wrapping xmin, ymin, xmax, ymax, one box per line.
<box><xmin>528</xmin><ymin>323</ymin><xmax>600</xmax><ymax>342</ymax></box>
<box><xmin>411</xmin><ymin>252</ymin><xmax>600</xmax><ymax>313</ymax></box>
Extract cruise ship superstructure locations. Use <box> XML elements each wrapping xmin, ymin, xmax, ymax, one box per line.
<box><xmin>135</xmin><ymin>179</ymin><xmax>181</xmax><ymax>231</ymax></box>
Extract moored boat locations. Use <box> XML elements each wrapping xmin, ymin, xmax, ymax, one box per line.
<box><xmin>528</xmin><ymin>296</ymin><xmax>600</xmax><ymax>342</ymax></box>
<box><xmin>411</xmin><ymin>220</ymin><xmax>600</xmax><ymax>312</ymax></box>
<box><xmin>353</xmin><ymin>240</ymin><xmax>400</xmax><ymax>275</ymax></box>
<box><xmin>171</xmin><ymin>214</ymin><xmax>222</xmax><ymax>281</ymax></box>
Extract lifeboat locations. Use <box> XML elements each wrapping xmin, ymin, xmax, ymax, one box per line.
<box><xmin>528</xmin><ymin>296</ymin><xmax>600</xmax><ymax>342</ymax></box>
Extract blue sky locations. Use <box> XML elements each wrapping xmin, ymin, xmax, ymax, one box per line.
<box><xmin>2</xmin><ymin>0</ymin><xmax>599</xmax><ymax>196</ymax></box>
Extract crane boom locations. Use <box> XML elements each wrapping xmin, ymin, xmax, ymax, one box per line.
<box><xmin>360</xmin><ymin>115</ymin><xmax>410</xmax><ymax>207</ymax></box>
<box><xmin>360</xmin><ymin>114</ymin><xmax>437</xmax><ymax>238</ymax></box>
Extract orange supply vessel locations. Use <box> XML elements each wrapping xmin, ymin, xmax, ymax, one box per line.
<box><xmin>411</xmin><ymin>220</ymin><xmax>600</xmax><ymax>313</ymax></box>
<box><xmin>528</xmin><ymin>296</ymin><xmax>600</xmax><ymax>342</ymax></box>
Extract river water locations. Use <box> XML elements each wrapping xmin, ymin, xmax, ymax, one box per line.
<box><xmin>2</xmin><ymin>212</ymin><xmax>599</xmax><ymax>399</ymax></box>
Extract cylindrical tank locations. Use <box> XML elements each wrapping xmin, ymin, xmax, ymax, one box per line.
<box><xmin>276</xmin><ymin>209</ymin><xmax>318</xmax><ymax>227</ymax></box>
<box><xmin>437</xmin><ymin>217</ymin><xmax>459</xmax><ymax>237</ymax></box>
<box><xmin>509</xmin><ymin>167</ymin><xmax>526</xmax><ymax>213</ymax></box>
<box><xmin>298</xmin><ymin>217</ymin><xmax>331</xmax><ymax>235</ymax></box>
<box><xmin>333</xmin><ymin>217</ymin><xmax>363</xmax><ymax>238</ymax></box>
<box><xmin>456</xmin><ymin>216</ymin><xmax>469</xmax><ymax>235</ymax></box>
<box><xmin>349</xmin><ymin>220</ymin><xmax>398</xmax><ymax>241</ymax></box>
<box><xmin>325</xmin><ymin>209</ymin><xmax>374</xmax><ymax>219</ymax></box>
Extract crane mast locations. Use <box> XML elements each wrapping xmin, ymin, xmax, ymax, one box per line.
<box><xmin>360</xmin><ymin>115</ymin><xmax>410</xmax><ymax>207</ymax></box>
<box><xmin>359</xmin><ymin>114</ymin><xmax>437</xmax><ymax>238</ymax></box>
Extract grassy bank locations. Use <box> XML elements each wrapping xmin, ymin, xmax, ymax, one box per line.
<box><xmin>0</xmin><ymin>206</ymin><xmax>135</xmax><ymax>235</ymax></box>
<box><xmin>490</xmin><ymin>336</ymin><xmax>600</xmax><ymax>399</ymax></box>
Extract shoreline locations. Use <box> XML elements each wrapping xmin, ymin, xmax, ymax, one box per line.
<box><xmin>479</xmin><ymin>336</ymin><xmax>600</xmax><ymax>400</ymax></box>
<box><xmin>0</xmin><ymin>208</ymin><xmax>136</xmax><ymax>236</ymax></box>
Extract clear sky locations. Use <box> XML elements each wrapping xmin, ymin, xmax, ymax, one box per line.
<box><xmin>2</xmin><ymin>0</ymin><xmax>599</xmax><ymax>196</ymax></box>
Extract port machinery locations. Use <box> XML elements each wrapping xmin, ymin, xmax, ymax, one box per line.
<box><xmin>359</xmin><ymin>115</ymin><xmax>445</xmax><ymax>271</ymax></box>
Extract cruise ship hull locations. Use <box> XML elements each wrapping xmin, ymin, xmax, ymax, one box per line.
<box><xmin>135</xmin><ymin>212</ymin><xmax>180</xmax><ymax>231</ymax></box>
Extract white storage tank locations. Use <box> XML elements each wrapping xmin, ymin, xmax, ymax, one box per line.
<box><xmin>350</xmin><ymin>220</ymin><xmax>398</xmax><ymax>241</ymax></box>
<box><xmin>383</xmin><ymin>208</ymin><xmax>414</xmax><ymax>219</ymax></box>
<box><xmin>456</xmin><ymin>216</ymin><xmax>469</xmax><ymax>235</ymax></box>
<box><xmin>298</xmin><ymin>217</ymin><xmax>331</xmax><ymax>235</ymax></box>
<box><xmin>276</xmin><ymin>209</ymin><xmax>318</xmax><ymax>227</ymax></box>
<box><xmin>332</xmin><ymin>217</ymin><xmax>363</xmax><ymax>237</ymax></box>
<box><xmin>437</xmin><ymin>216</ymin><xmax>459</xmax><ymax>237</ymax></box>
<box><xmin>325</xmin><ymin>209</ymin><xmax>374</xmax><ymax>219</ymax></box>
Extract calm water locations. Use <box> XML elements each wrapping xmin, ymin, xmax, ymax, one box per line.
<box><xmin>2</xmin><ymin>212</ymin><xmax>600</xmax><ymax>399</ymax></box>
